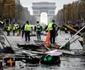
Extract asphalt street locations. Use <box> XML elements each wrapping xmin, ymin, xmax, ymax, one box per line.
<box><xmin>2</xmin><ymin>31</ymin><xmax>85</xmax><ymax>70</ymax></box>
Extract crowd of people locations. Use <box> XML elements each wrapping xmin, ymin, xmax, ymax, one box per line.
<box><xmin>5</xmin><ymin>20</ymin><xmax>59</xmax><ymax>44</ymax></box>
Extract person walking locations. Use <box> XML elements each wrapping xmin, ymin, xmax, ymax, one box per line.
<box><xmin>6</xmin><ymin>24</ymin><xmax>11</xmax><ymax>36</ymax></box>
<box><xmin>34</xmin><ymin>21</ymin><xmax>42</xmax><ymax>40</ymax></box>
<box><xmin>64</xmin><ymin>27</ymin><xmax>68</xmax><ymax>33</ymax></box>
<box><xmin>12</xmin><ymin>25</ymin><xmax>16</xmax><ymax>36</ymax></box>
<box><xmin>21</xmin><ymin>24</ymin><xmax>25</xmax><ymax>38</ymax></box>
<box><xmin>46</xmin><ymin>20</ymin><xmax>56</xmax><ymax>44</ymax></box>
<box><xmin>24</xmin><ymin>21</ymin><xmax>31</xmax><ymax>41</ymax></box>
<box><xmin>17</xmin><ymin>25</ymin><xmax>22</xmax><ymax>36</ymax></box>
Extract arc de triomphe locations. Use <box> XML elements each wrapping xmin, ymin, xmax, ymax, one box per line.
<box><xmin>32</xmin><ymin>2</ymin><xmax>56</xmax><ymax>23</ymax></box>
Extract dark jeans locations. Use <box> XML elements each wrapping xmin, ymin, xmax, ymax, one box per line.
<box><xmin>13</xmin><ymin>30</ymin><xmax>15</xmax><ymax>35</ymax></box>
<box><xmin>36</xmin><ymin>31</ymin><xmax>41</xmax><ymax>40</ymax></box>
<box><xmin>25</xmin><ymin>31</ymin><xmax>30</xmax><ymax>41</ymax></box>
<box><xmin>22</xmin><ymin>31</ymin><xmax>25</xmax><ymax>38</ymax></box>
<box><xmin>50</xmin><ymin>30</ymin><xmax>55</xmax><ymax>43</ymax></box>
<box><xmin>7</xmin><ymin>31</ymin><xmax>10</xmax><ymax>36</ymax></box>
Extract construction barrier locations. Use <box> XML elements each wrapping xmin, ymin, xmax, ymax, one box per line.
<box><xmin>44</xmin><ymin>31</ymin><xmax>50</xmax><ymax>47</ymax></box>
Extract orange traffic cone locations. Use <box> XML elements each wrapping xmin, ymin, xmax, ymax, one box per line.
<box><xmin>44</xmin><ymin>31</ymin><xmax>50</xmax><ymax>47</ymax></box>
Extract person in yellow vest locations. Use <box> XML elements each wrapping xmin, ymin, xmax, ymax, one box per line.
<box><xmin>64</xmin><ymin>27</ymin><xmax>68</xmax><ymax>33</ymax></box>
<box><xmin>15</xmin><ymin>26</ymin><xmax>18</xmax><ymax>31</ymax></box>
<box><xmin>17</xmin><ymin>25</ymin><xmax>22</xmax><ymax>36</ymax></box>
<box><xmin>12</xmin><ymin>25</ymin><xmax>16</xmax><ymax>35</ymax></box>
<box><xmin>6</xmin><ymin>25</ymin><xmax>11</xmax><ymax>36</ymax></box>
<box><xmin>24</xmin><ymin>21</ymin><xmax>31</xmax><ymax>41</ymax></box>
<box><xmin>45</xmin><ymin>20</ymin><xmax>56</xmax><ymax>44</ymax></box>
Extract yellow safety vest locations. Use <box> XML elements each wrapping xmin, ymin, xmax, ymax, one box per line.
<box><xmin>24</xmin><ymin>24</ymin><xmax>31</xmax><ymax>31</ymax></box>
<box><xmin>65</xmin><ymin>28</ymin><xmax>67</xmax><ymax>30</ymax></box>
<box><xmin>16</xmin><ymin>26</ymin><xmax>18</xmax><ymax>30</ymax></box>
<box><xmin>36</xmin><ymin>24</ymin><xmax>41</xmax><ymax>31</ymax></box>
<box><xmin>47</xmin><ymin>23</ymin><xmax>53</xmax><ymax>30</ymax></box>
<box><xmin>13</xmin><ymin>26</ymin><xmax>16</xmax><ymax>30</ymax></box>
<box><xmin>7</xmin><ymin>26</ymin><xmax>11</xmax><ymax>31</ymax></box>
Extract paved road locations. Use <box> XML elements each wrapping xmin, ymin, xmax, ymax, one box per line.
<box><xmin>3</xmin><ymin>56</ymin><xmax>85</xmax><ymax>70</ymax></box>
<box><xmin>5</xmin><ymin>31</ymin><xmax>83</xmax><ymax>50</ymax></box>
<box><xmin>2</xmin><ymin>31</ymin><xmax>85</xmax><ymax>70</ymax></box>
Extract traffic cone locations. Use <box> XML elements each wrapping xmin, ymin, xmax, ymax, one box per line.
<box><xmin>44</xmin><ymin>31</ymin><xmax>50</xmax><ymax>47</ymax></box>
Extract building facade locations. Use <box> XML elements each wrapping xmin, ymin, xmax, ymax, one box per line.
<box><xmin>32</xmin><ymin>2</ymin><xmax>56</xmax><ymax>23</ymax></box>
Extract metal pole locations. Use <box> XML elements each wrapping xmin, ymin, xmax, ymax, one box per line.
<box><xmin>60</xmin><ymin>25</ymin><xmax>85</xmax><ymax>49</ymax></box>
<box><xmin>70</xmin><ymin>34</ymin><xmax>83</xmax><ymax>44</ymax></box>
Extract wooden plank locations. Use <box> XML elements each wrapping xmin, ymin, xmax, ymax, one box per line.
<box><xmin>46</xmin><ymin>49</ymin><xmax>75</xmax><ymax>55</ymax></box>
<box><xmin>34</xmin><ymin>40</ymin><xmax>74</xmax><ymax>55</ymax></box>
<box><xmin>63</xmin><ymin>24</ymin><xmax>82</xmax><ymax>36</ymax></box>
<box><xmin>31</xmin><ymin>51</ymin><xmax>45</xmax><ymax>55</ymax></box>
<box><xmin>57</xmin><ymin>49</ymin><xmax>75</xmax><ymax>55</ymax></box>
<box><xmin>49</xmin><ymin>44</ymin><xmax>60</xmax><ymax>49</ymax></box>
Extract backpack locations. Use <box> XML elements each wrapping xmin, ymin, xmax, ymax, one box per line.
<box><xmin>37</xmin><ymin>25</ymin><xmax>41</xmax><ymax>30</ymax></box>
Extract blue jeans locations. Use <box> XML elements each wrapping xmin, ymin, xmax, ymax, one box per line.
<box><xmin>36</xmin><ymin>31</ymin><xmax>41</xmax><ymax>40</ymax></box>
<box><xmin>25</xmin><ymin>31</ymin><xmax>30</xmax><ymax>41</ymax></box>
<box><xmin>22</xmin><ymin>30</ymin><xmax>24</xmax><ymax>38</ymax></box>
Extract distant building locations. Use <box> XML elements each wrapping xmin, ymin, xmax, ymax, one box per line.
<box><xmin>32</xmin><ymin>2</ymin><xmax>56</xmax><ymax>23</ymax></box>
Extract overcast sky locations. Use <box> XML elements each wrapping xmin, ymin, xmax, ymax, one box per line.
<box><xmin>20</xmin><ymin>0</ymin><xmax>78</xmax><ymax>15</ymax></box>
